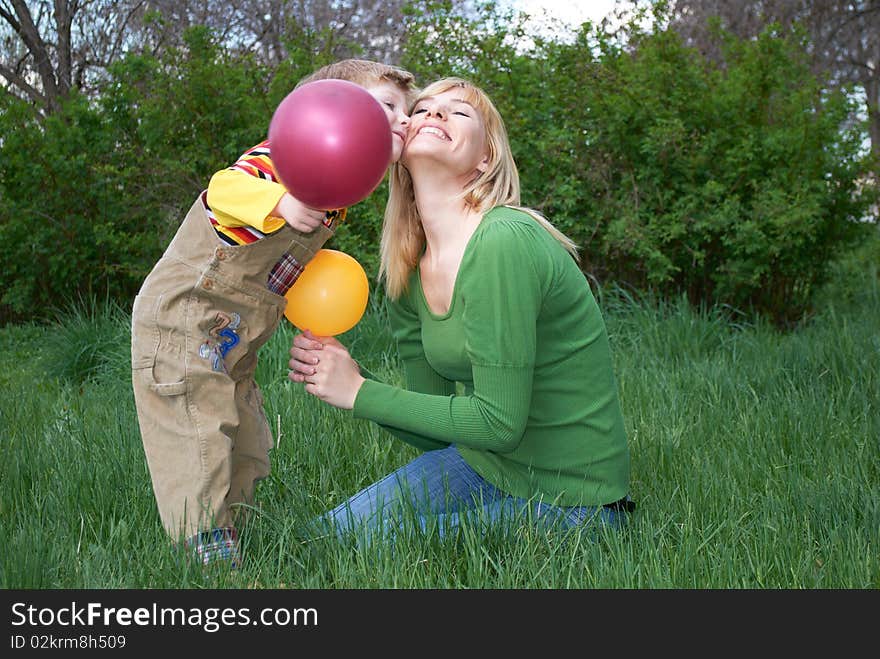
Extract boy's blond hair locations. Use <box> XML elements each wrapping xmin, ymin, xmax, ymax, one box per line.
<box><xmin>297</xmin><ymin>59</ymin><xmax>418</xmax><ymax>104</ymax></box>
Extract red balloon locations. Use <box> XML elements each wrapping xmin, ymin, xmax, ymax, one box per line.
<box><xmin>268</xmin><ymin>79</ymin><xmax>392</xmax><ymax>210</ymax></box>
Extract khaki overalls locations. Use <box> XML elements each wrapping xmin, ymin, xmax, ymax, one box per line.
<box><xmin>131</xmin><ymin>196</ymin><xmax>333</xmax><ymax>541</ymax></box>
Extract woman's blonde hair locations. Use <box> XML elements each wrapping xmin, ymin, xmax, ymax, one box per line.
<box><xmin>379</xmin><ymin>77</ymin><xmax>579</xmax><ymax>299</ymax></box>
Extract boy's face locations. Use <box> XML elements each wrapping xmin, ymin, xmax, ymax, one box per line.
<box><xmin>363</xmin><ymin>81</ymin><xmax>410</xmax><ymax>163</ymax></box>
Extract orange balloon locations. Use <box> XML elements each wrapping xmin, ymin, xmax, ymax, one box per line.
<box><xmin>283</xmin><ymin>249</ymin><xmax>369</xmax><ymax>336</ymax></box>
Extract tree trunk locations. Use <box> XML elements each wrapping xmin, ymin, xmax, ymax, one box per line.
<box><xmin>867</xmin><ymin>77</ymin><xmax>880</xmax><ymax>166</ymax></box>
<box><xmin>0</xmin><ymin>0</ymin><xmax>75</xmax><ymax>113</ymax></box>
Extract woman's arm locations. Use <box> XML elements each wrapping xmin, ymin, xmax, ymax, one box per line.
<box><xmin>289</xmin><ymin>299</ymin><xmax>454</xmax><ymax>452</ymax></box>
<box><xmin>290</xmin><ymin>216</ymin><xmax>550</xmax><ymax>453</ymax></box>
<box><xmin>353</xmin><ymin>219</ymin><xmax>546</xmax><ymax>453</ymax></box>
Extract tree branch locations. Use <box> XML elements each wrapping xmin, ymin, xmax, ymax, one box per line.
<box><xmin>8</xmin><ymin>0</ymin><xmax>60</xmax><ymax>110</ymax></box>
<box><xmin>105</xmin><ymin>0</ymin><xmax>146</xmax><ymax>66</ymax></box>
<box><xmin>0</xmin><ymin>60</ymin><xmax>48</xmax><ymax>106</ymax></box>
<box><xmin>53</xmin><ymin>0</ymin><xmax>73</xmax><ymax>95</ymax></box>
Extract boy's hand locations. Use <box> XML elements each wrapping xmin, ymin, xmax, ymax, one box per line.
<box><xmin>274</xmin><ymin>193</ymin><xmax>326</xmax><ymax>233</ymax></box>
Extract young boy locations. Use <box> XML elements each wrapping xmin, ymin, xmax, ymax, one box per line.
<box><xmin>130</xmin><ymin>59</ymin><xmax>416</xmax><ymax>566</ymax></box>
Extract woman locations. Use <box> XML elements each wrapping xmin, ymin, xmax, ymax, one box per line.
<box><xmin>289</xmin><ymin>77</ymin><xmax>632</xmax><ymax>541</ymax></box>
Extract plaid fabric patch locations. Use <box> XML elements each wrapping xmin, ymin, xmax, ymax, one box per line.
<box><xmin>201</xmin><ymin>163</ymin><xmax>348</xmax><ymax>296</ymax></box>
<box><xmin>185</xmin><ymin>527</ymin><xmax>241</xmax><ymax>568</ymax></box>
<box><xmin>266</xmin><ymin>209</ymin><xmax>345</xmax><ymax>296</ymax></box>
<box><xmin>267</xmin><ymin>252</ymin><xmax>305</xmax><ymax>296</ymax></box>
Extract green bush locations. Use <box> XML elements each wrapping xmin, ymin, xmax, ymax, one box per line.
<box><xmin>1</xmin><ymin>3</ymin><xmax>875</xmax><ymax>327</ymax></box>
<box><xmin>0</xmin><ymin>27</ymin><xmax>349</xmax><ymax>323</ymax></box>
<box><xmin>527</xmin><ymin>20</ymin><xmax>875</xmax><ymax>325</ymax></box>
<box><xmin>0</xmin><ymin>90</ymin><xmax>147</xmax><ymax>323</ymax></box>
<box><xmin>401</xmin><ymin>2</ymin><xmax>876</xmax><ymax>325</ymax></box>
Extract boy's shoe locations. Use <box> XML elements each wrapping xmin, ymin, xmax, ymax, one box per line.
<box><xmin>185</xmin><ymin>527</ymin><xmax>241</xmax><ymax>568</ymax></box>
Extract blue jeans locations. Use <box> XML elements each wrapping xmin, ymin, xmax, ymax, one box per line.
<box><xmin>313</xmin><ymin>445</ymin><xmax>628</xmax><ymax>542</ymax></box>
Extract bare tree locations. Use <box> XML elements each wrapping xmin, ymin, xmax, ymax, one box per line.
<box><xmin>0</xmin><ymin>0</ymin><xmax>438</xmax><ymax>115</ymax></box>
<box><xmin>666</xmin><ymin>0</ymin><xmax>880</xmax><ymax>164</ymax></box>
<box><xmin>0</xmin><ymin>0</ymin><xmax>147</xmax><ymax>113</ymax></box>
<box><xmin>125</xmin><ymin>0</ymin><xmax>417</xmax><ymax>67</ymax></box>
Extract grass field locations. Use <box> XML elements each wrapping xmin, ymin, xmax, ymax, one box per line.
<box><xmin>1</xmin><ymin>257</ymin><xmax>877</xmax><ymax>589</ymax></box>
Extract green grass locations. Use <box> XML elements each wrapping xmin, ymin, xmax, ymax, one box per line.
<box><xmin>1</xmin><ymin>263</ymin><xmax>878</xmax><ymax>589</ymax></box>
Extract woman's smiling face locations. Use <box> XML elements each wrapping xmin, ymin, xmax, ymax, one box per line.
<box><xmin>403</xmin><ymin>88</ymin><xmax>489</xmax><ymax>177</ymax></box>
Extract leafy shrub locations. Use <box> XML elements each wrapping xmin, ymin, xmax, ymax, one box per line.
<box><xmin>528</xmin><ymin>19</ymin><xmax>875</xmax><ymax>325</ymax></box>
<box><xmin>1</xmin><ymin>3</ymin><xmax>875</xmax><ymax>328</ymax></box>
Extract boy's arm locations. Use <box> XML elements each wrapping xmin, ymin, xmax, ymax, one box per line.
<box><xmin>207</xmin><ymin>141</ymin><xmax>326</xmax><ymax>234</ymax></box>
<box><xmin>207</xmin><ymin>167</ymin><xmax>287</xmax><ymax>232</ymax></box>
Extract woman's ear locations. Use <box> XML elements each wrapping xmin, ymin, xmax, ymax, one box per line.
<box><xmin>476</xmin><ymin>153</ymin><xmax>490</xmax><ymax>173</ymax></box>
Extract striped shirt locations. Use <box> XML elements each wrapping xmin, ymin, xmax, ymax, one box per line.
<box><xmin>203</xmin><ymin>140</ymin><xmax>345</xmax><ymax>296</ymax></box>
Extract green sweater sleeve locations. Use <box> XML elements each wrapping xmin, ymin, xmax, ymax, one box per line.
<box><xmin>353</xmin><ymin>217</ymin><xmax>545</xmax><ymax>453</ymax></box>
<box><xmin>361</xmin><ymin>296</ymin><xmax>454</xmax><ymax>452</ymax></box>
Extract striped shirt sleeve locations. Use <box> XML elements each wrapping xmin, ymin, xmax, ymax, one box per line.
<box><xmin>206</xmin><ymin>140</ymin><xmax>289</xmax><ymax>236</ymax></box>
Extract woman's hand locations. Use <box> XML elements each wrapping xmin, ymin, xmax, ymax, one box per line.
<box><xmin>288</xmin><ymin>330</ymin><xmax>365</xmax><ymax>410</ymax></box>
<box><xmin>288</xmin><ymin>329</ymin><xmax>325</xmax><ymax>381</ymax></box>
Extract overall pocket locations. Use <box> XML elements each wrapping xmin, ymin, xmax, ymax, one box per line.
<box><xmin>131</xmin><ymin>294</ymin><xmax>161</xmax><ymax>370</ymax></box>
<box><xmin>131</xmin><ymin>293</ymin><xmax>187</xmax><ymax>396</ymax></box>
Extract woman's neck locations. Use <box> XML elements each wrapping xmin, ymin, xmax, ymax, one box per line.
<box><xmin>410</xmin><ymin>168</ymin><xmax>482</xmax><ymax>261</ymax></box>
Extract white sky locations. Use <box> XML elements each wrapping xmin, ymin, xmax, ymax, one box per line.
<box><xmin>502</xmin><ymin>0</ymin><xmax>623</xmax><ymax>32</ymax></box>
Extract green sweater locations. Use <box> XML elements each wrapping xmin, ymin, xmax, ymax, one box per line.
<box><xmin>353</xmin><ymin>206</ymin><xmax>630</xmax><ymax>507</ymax></box>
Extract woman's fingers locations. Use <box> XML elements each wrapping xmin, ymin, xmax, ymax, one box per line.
<box><xmin>289</xmin><ymin>347</ymin><xmax>319</xmax><ymax>365</ymax></box>
<box><xmin>293</xmin><ymin>332</ymin><xmax>324</xmax><ymax>352</ymax></box>
<box><xmin>290</xmin><ymin>331</ymin><xmax>323</xmax><ymax>372</ymax></box>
